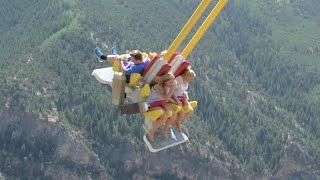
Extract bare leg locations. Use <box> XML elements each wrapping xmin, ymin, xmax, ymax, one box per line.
<box><xmin>184</xmin><ymin>111</ymin><xmax>193</xmax><ymax>120</ymax></box>
<box><xmin>175</xmin><ymin>111</ymin><xmax>186</xmax><ymax>132</ymax></box>
<box><xmin>163</xmin><ymin>110</ymin><xmax>177</xmax><ymax>138</ymax></box>
<box><xmin>148</xmin><ymin>129</ymin><xmax>156</xmax><ymax>142</ymax></box>
<box><xmin>148</xmin><ymin>113</ymin><xmax>167</xmax><ymax>141</ymax></box>
<box><xmin>180</xmin><ymin>110</ymin><xmax>193</xmax><ymax>126</ymax></box>
<box><xmin>106</xmin><ymin>55</ymin><xmax>119</xmax><ymax>61</ymax></box>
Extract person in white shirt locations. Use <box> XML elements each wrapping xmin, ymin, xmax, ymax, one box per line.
<box><xmin>173</xmin><ymin>67</ymin><xmax>197</xmax><ymax>131</ymax></box>
<box><xmin>145</xmin><ymin>72</ymin><xmax>177</xmax><ymax>141</ymax></box>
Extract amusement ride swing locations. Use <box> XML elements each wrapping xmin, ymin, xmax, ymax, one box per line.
<box><xmin>92</xmin><ymin>0</ymin><xmax>228</xmax><ymax>153</ymax></box>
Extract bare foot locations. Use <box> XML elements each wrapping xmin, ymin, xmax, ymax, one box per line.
<box><xmin>175</xmin><ymin>122</ymin><xmax>182</xmax><ymax>132</ymax></box>
<box><xmin>163</xmin><ymin>128</ymin><xmax>168</xmax><ymax>139</ymax></box>
<box><xmin>148</xmin><ymin>131</ymin><xmax>155</xmax><ymax>142</ymax></box>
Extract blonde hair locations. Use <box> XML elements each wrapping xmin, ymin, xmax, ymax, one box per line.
<box><xmin>183</xmin><ymin>67</ymin><xmax>196</xmax><ymax>78</ymax></box>
<box><xmin>155</xmin><ymin>72</ymin><xmax>175</xmax><ymax>95</ymax></box>
<box><xmin>160</xmin><ymin>50</ymin><xmax>167</xmax><ymax>56</ymax></box>
<box><xmin>159</xmin><ymin>72</ymin><xmax>175</xmax><ymax>83</ymax></box>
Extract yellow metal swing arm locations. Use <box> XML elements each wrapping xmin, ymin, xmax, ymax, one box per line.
<box><xmin>163</xmin><ymin>0</ymin><xmax>228</xmax><ymax>60</ymax></box>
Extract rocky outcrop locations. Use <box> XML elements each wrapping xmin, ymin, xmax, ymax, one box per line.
<box><xmin>1</xmin><ymin>106</ymin><xmax>320</xmax><ymax>179</ymax></box>
<box><xmin>0</xmin><ymin>107</ymin><xmax>112</xmax><ymax>179</ymax></box>
<box><xmin>0</xmin><ymin>172</ymin><xmax>4</xmax><ymax>180</ymax></box>
<box><xmin>98</xmin><ymin>142</ymin><xmax>244</xmax><ymax>179</ymax></box>
<box><xmin>273</xmin><ymin>140</ymin><xmax>319</xmax><ymax>179</ymax></box>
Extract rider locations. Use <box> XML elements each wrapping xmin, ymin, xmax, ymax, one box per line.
<box><xmin>173</xmin><ymin>67</ymin><xmax>197</xmax><ymax>131</ymax></box>
<box><xmin>95</xmin><ymin>47</ymin><xmax>149</xmax><ymax>85</ymax></box>
<box><xmin>144</xmin><ymin>72</ymin><xmax>177</xmax><ymax>141</ymax></box>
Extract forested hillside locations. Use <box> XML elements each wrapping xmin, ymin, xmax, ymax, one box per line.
<box><xmin>0</xmin><ymin>0</ymin><xmax>320</xmax><ymax>179</ymax></box>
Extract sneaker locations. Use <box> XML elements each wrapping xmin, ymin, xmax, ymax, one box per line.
<box><xmin>94</xmin><ymin>47</ymin><xmax>104</xmax><ymax>59</ymax></box>
<box><xmin>111</xmin><ymin>47</ymin><xmax>117</xmax><ymax>55</ymax></box>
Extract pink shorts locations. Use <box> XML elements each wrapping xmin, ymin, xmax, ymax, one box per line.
<box><xmin>149</xmin><ymin>100</ymin><xmax>167</xmax><ymax>109</ymax></box>
<box><xmin>177</xmin><ymin>96</ymin><xmax>188</xmax><ymax>105</ymax></box>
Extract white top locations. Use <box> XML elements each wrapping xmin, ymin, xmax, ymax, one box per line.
<box><xmin>174</xmin><ymin>76</ymin><xmax>188</xmax><ymax>96</ymax></box>
<box><xmin>146</xmin><ymin>86</ymin><xmax>163</xmax><ymax>103</ymax></box>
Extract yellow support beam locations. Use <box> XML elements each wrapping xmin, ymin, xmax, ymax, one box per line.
<box><xmin>181</xmin><ymin>0</ymin><xmax>228</xmax><ymax>58</ymax></box>
<box><xmin>163</xmin><ymin>0</ymin><xmax>212</xmax><ymax>61</ymax></box>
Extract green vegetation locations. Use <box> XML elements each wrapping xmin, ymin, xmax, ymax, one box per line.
<box><xmin>0</xmin><ymin>0</ymin><xmax>320</xmax><ymax>178</ymax></box>
<box><xmin>261</xmin><ymin>0</ymin><xmax>320</xmax><ymax>68</ymax></box>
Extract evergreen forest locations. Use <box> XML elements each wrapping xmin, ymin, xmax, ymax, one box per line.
<box><xmin>0</xmin><ymin>0</ymin><xmax>320</xmax><ymax>179</ymax></box>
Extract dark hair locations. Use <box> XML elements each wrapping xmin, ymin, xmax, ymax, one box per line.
<box><xmin>130</xmin><ymin>50</ymin><xmax>142</xmax><ymax>61</ymax></box>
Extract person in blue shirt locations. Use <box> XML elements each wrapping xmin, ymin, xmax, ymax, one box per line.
<box><xmin>123</xmin><ymin>50</ymin><xmax>149</xmax><ymax>75</ymax></box>
<box><xmin>95</xmin><ymin>47</ymin><xmax>149</xmax><ymax>84</ymax></box>
<box><xmin>95</xmin><ymin>47</ymin><xmax>149</xmax><ymax>74</ymax></box>
<box><xmin>122</xmin><ymin>50</ymin><xmax>149</xmax><ymax>85</ymax></box>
